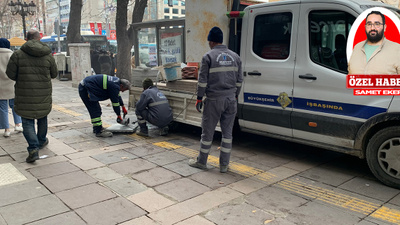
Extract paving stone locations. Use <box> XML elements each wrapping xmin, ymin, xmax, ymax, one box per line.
<box><xmin>0</xmin><ymin>194</ymin><xmax>69</xmax><ymax>225</ymax></box>
<box><xmin>56</xmin><ymin>183</ymin><xmax>117</xmax><ymax>209</ymax></box>
<box><xmin>0</xmin><ymin>180</ymin><xmax>50</xmax><ymax>207</ymax></box>
<box><xmin>131</xmin><ymin>167</ymin><xmax>181</xmax><ymax>187</ymax></box>
<box><xmin>148</xmin><ymin>187</ymin><xmax>243</xmax><ymax>225</ymax></box>
<box><xmin>0</xmin><ymin>156</ymin><xmax>13</xmax><ymax>164</ymax></box>
<box><xmin>205</xmin><ymin>202</ymin><xmax>274</xmax><ymax>225</ymax></box>
<box><xmin>1</xmin><ymin>140</ymin><xmax>26</xmax><ymax>154</ymax></box>
<box><xmin>143</xmin><ymin>151</ymin><xmax>187</xmax><ymax>166</ymax></box>
<box><xmin>189</xmin><ymin>169</ymin><xmax>245</xmax><ymax>189</ymax></box>
<box><xmin>68</xmin><ymin>139</ymin><xmax>110</xmax><ymax>151</ymax></box>
<box><xmin>389</xmin><ymin>193</ymin><xmax>400</xmax><ymax>207</ymax></box>
<box><xmin>45</xmin><ymin>136</ymin><xmax>78</xmax><ymax>155</ymax></box>
<box><xmin>103</xmin><ymin>177</ymin><xmax>147</xmax><ymax>197</ymax></box>
<box><xmin>120</xmin><ymin>215</ymin><xmax>159</xmax><ymax>225</ymax></box>
<box><xmin>227</xmin><ymin>177</ymin><xmax>267</xmax><ymax>194</ymax></box>
<box><xmin>283</xmin><ymin>158</ymin><xmax>323</xmax><ymax>172</ymax></box>
<box><xmin>86</xmin><ymin>167</ymin><xmax>123</xmax><ymax>182</ymax></box>
<box><xmin>125</xmin><ymin>144</ymin><xmax>165</xmax><ymax>157</ymax></box>
<box><xmin>109</xmin><ymin>158</ymin><xmax>157</xmax><ymax>175</ymax></box>
<box><xmin>0</xmin><ymin>148</ymin><xmax>7</xmax><ymax>156</ymax></box>
<box><xmin>100</xmin><ymin>134</ymin><xmax>135</xmax><ymax>145</ymax></box>
<box><xmin>237</xmin><ymin>153</ymin><xmax>292</xmax><ymax>171</ymax></box>
<box><xmin>163</xmin><ymin>159</ymin><xmax>204</xmax><ymax>177</ymax></box>
<box><xmin>155</xmin><ymin>178</ymin><xmax>210</xmax><ymax>202</ymax></box>
<box><xmin>40</xmin><ymin>170</ymin><xmax>97</xmax><ymax>193</ymax></box>
<box><xmin>70</xmin><ymin>157</ymin><xmax>104</xmax><ymax>170</ymax></box>
<box><xmin>20</xmin><ymin>156</ymin><xmax>69</xmax><ymax>171</ymax></box>
<box><xmin>284</xmin><ymin>201</ymin><xmax>361</xmax><ymax>225</ymax></box>
<box><xmin>92</xmin><ymin>149</ymin><xmax>137</xmax><ymax>164</ymax></box>
<box><xmin>28</xmin><ymin>161</ymin><xmax>80</xmax><ymax>179</ymax></box>
<box><xmin>339</xmin><ymin>177</ymin><xmax>400</xmax><ymax>202</ymax></box>
<box><xmin>167</xmin><ymin>138</ymin><xmax>197</xmax><ymax>147</ymax></box>
<box><xmin>0</xmin><ymin>215</ymin><xmax>6</xmax><ymax>225</ymax></box>
<box><xmin>50</xmin><ymin>129</ymin><xmax>87</xmax><ymax>139</ymax></box>
<box><xmin>245</xmin><ymin>186</ymin><xmax>308</xmax><ymax>215</ymax></box>
<box><xmin>175</xmin><ymin>215</ymin><xmax>216</xmax><ymax>225</ymax></box>
<box><xmin>127</xmin><ymin>189</ymin><xmax>175</xmax><ymax>212</ymax></box>
<box><xmin>26</xmin><ymin>212</ymin><xmax>86</xmax><ymax>225</ymax></box>
<box><xmin>66</xmin><ymin>143</ymin><xmax>134</xmax><ymax>160</ymax></box>
<box><xmin>356</xmin><ymin>220</ymin><xmax>382</xmax><ymax>225</ymax></box>
<box><xmin>298</xmin><ymin>165</ymin><xmax>355</xmax><ymax>187</ymax></box>
<box><xmin>0</xmin><ymin>163</ymin><xmax>27</xmax><ymax>187</ymax></box>
<box><xmin>75</xmin><ymin>197</ymin><xmax>146</xmax><ymax>225</ymax></box>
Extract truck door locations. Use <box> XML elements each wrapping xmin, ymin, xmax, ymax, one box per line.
<box><xmin>239</xmin><ymin>3</ymin><xmax>300</xmax><ymax>137</ymax></box>
<box><xmin>292</xmin><ymin>4</ymin><xmax>392</xmax><ymax>148</ymax></box>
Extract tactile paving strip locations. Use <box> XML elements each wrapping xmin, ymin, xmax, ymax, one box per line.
<box><xmin>0</xmin><ymin>163</ymin><xmax>27</xmax><ymax>187</ymax></box>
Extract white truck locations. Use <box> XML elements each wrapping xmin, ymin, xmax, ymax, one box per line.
<box><xmin>130</xmin><ymin>0</ymin><xmax>400</xmax><ymax>189</ymax></box>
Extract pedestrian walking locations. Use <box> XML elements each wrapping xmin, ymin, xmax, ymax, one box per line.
<box><xmin>79</xmin><ymin>74</ymin><xmax>130</xmax><ymax>137</ymax></box>
<box><xmin>188</xmin><ymin>26</ymin><xmax>243</xmax><ymax>173</ymax></box>
<box><xmin>135</xmin><ymin>78</ymin><xmax>173</xmax><ymax>137</ymax></box>
<box><xmin>6</xmin><ymin>30</ymin><xmax>58</xmax><ymax>163</ymax></box>
<box><xmin>0</xmin><ymin>38</ymin><xmax>23</xmax><ymax>137</ymax></box>
<box><xmin>98</xmin><ymin>49</ymin><xmax>112</xmax><ymax>74</ymax></box>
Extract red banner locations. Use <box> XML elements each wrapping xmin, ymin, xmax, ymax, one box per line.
<box><xmin>110</xmin><ymin>30</ymin><xmax>116</xmax><ymax>40</ymax></box>
<box><xmin>89</xmin><ymin>23</ymin><xmax>95</xmax><ymax>35</ymax></box>
<box><xmin>97</xmin><ymin>23</ymin><xmax>102</xmax><ymax>35</ymax></box>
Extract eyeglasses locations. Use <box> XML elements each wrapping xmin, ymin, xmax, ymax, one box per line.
<box><xmin>365</xmin><ymin>22</ymin><xmax>383</xmax><ymax>28</ymax></box>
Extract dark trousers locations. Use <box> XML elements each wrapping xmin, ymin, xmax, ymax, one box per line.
<box><xmin>79</xmin><ymin>84</ymin><xmax>103</xmax><ymax>133</ymax></box>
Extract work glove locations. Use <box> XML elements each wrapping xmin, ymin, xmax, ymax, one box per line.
<box><xmin>117</xmin><ymin>115</ymin><xmax>123</xmax><ymax>124</ymax></box>
<box><xmin>195</xmin><ymin>99</ymin><xmax>203</xmax><ymax>113</ymax></box>
<box><xmin>122</xmin><ymin>106</ymin><xmax>128</xmax><ymax>115</ymax></box>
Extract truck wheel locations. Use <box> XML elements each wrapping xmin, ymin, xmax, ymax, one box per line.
<box><xmin>366</xmin><ymin>126</ymin><xmax>400</xmax><ymax>189</ymax></box>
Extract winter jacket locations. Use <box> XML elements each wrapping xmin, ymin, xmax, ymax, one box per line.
<box><xmin>348</xmin><ymin>37</ymin><xmax>400</xmax><ymax>74</ymax></box>
<box><xmin>0</xmin><ymin>48</ymin><xmax>14</xmax><ymax>100</ymax></box>
<box><xmin>197</xmin><ymin>45</ymin><xmax>243</xmax><ymax>100</ymax></box>
<box><xmin>6</xmin><ymin>40</ymin><xmax>58</xmax><ymax>119</ymax></box>
<box><xmin>80</xmin><ymin>74</ymin><xmax>124</xmax><ymax>116</ymax></box>
<box><xmin>135</xmin><ymin>86</ymin><xmax>173</xmax><ymax>128</ymax></box>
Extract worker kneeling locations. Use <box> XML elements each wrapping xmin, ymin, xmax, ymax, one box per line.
<box><xmin>79</xmin><ymin>74</ymin><xmax>131</xmax><ymax>137</ymax></box>
<box><xmin>135</xmin><ymin>78</ymin><xmax>173</xmax><ymax>137</ymax></box>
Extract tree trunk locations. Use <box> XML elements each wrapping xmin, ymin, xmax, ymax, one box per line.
<box><xmin>116</xmin><ymin>0</ymin><xmax>147</xmax><ymax>81</ymax></box>
<box><xmin>66</xmin><ymin>0</ymin><xmax>83</xmax><ymax>55</ymax></box>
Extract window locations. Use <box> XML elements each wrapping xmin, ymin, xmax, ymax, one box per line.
<box><xmin>309</xmin><ymin>11</ymin><xmax>355</xmax><ymax>73</ymax></box>
<box><xmin>181</xmin><ymin>9</ymin><xmax>185</xmax><ymax>14</ymax></box>
<box><xmin>164</xmin><ymin>16</ymin><xmax>170</xmax><ymax>19</ymax></box>
<box><xmin>253</xmin><ymin>12</ymin><xmax>292</xmax><ymax>60</ymax></box>
<box><xmin>181</xmin><ymin>1</ymin><xmax>185</xmax><ymax>6</ymax></box>
<box><xmin>173</xmin><ymin>8</ymin><xmax>178</xmax><ymax>14</ymax></box>
<box><xmin>164</xmin><ymin>8</ymin><xmax>169</xmax><ymax>13</ymax></box>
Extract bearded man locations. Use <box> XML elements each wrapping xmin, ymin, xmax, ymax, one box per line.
<box><xmin>348</xmin><ymin>10</ymin><xmax>400</xmax><ymax>74</ymax></box>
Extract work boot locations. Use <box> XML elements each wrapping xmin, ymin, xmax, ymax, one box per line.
<box><xmin>220</xmin><ymin>165</ymin><xmax>229</xmax><ymax>173</ymax></box>
<box><xmin>26</xmin><ymin>149</ymin><xmax>39</xmax><ymax>163</ymax></box>
<box><xmin>39</xmin><ymin>138</ymin><xmax>49</xmax><ymax>149</ymax></box>
<box><xmin>136</xmin><ymin>129</ymin><xmax>149</xmax><ymax>137</ymax></box>
<box><xmin>188</xmin><ymin>159</ymin><xmax>207</xmax><ymax>170</ymax></box>
<box><xmin>96</xmin><ymin>129</ymin><xmax>113</xmax><ymax>137</ymax></box>
<box><xmin>159</xmin><ymin>126</ymin><xmax>169</xmax><ymax>136</ymax></box>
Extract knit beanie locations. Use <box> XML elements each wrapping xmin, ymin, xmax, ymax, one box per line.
<box><xmin>0</xmin><ymin>38</ymin><xmax>10</xmax><ymax>49</ymax></box>
<box><xmin>207</xmin><ymin>27</ymin><xmax>223</xmax><ymax>43</ymax></box>
<box><xmin>142</xmin><ymin>78</ymin><xmax>153</xmax><ymax>90</ymax></box>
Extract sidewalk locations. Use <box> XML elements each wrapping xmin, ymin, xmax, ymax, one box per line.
<box><xmin>2</xmin><ymin>79</ymin><xmax>400</xmax><ymax>225</ymax></box>
<box><xmin>0</xmin><ymin>79</ymin><xmax>249</xmax><ymax>225</ymax></box>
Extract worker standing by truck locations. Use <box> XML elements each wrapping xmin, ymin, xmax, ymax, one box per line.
<box><xmin>188</xmin><ymin>26</ymin><xmax>243</xmax><ymax>173</ymax></box>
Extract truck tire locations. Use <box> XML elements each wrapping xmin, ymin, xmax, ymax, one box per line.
<box><xmin>366</xmin><ymin>126</ymin><xmax>400</xmax><ymax>189</ymax></box>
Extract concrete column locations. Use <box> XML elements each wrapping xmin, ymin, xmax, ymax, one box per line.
<box><xmin>68</xmin><ymin>43</ymin><xmax>92</xmax><ymax>88</ymax></box>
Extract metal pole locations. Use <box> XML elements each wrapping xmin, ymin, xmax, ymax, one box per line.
<box><xmin>22</xmin><ymin>13</ymin><xmax>27</xmax><ymax>39</ymax></box>
<box><xmin>57</xmin><ymin>0</ymin><xmax>61</xmax><ymax>52</ymax></box>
